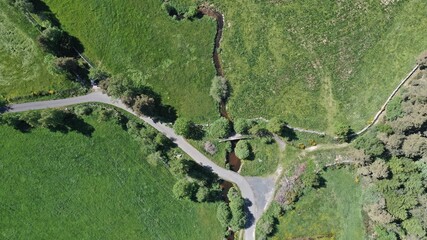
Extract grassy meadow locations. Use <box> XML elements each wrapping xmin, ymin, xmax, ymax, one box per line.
<box><xmin>273</xmin><ymin>169</ymin><xmax>365</xmax><ymax>240</ymax></box>
<box><xmin>0</xmin><ymin>1</ymin><xmax>75</xmax><ymax>101</ymax></box>
<box><xmin>207</xmin><ymin>0</ymin><xmax>427</xmax><ymax>132</ymax></box>
<box><xmin>42</xmin><ymin>0</ymin><xmax>218</xmax><ymax>122</ymax></box>
<box><xmin>0</xmin><ymin>112</ymin><xmax>222</xmax><ymax>239</ymax></box>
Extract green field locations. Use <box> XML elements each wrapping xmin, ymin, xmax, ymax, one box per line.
<box><xmin>42</xmin><ymin>0</ymin><xmax>218</xmax><ymax>122</ymax></box>
<box><xmin>0</xmin><ymin>111</ymin><xmax>222</xmax><ymax>239</ymax></box>
<box><xmin>273</xmin><ymin>169</ymin><xmax>365</xmax><ymax>240</ymax></box>
<box><xmin>0</xmin><ymin>1</ymin><xmax>75</xmax><ymax>101</ymax></box>
<box><xmin>239</xmin><ymin>138</ymin><xmax>280</xmax><ymax>176</ymax></box>
<box><xmin>207</xmin><ymin>0</ymin><xmax>427</xmax><ymax>132</ymax></box>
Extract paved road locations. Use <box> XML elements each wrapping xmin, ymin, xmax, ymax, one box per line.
<box><xmin>4</xmin><ymin>89</ymin><xmax>258</xmax><ymax>240</ymax></box>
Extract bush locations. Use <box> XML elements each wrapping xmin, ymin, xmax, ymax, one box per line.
<box><xmin>235</xmin><ymin>140</ymin><xmax>251</xmax><ymax>160</ymax></box>
<box><xmin>209</xmin><ymin>76</ymin><xmax>230</xmax><ymax>103</ymax></box>
<box><xmin>184</xmin><ymin>5</ymin><xmax>198</xmax><ymax>19</ymax></box>
<box><xmin>227</xmin><ymin>187</ymin><xmax>247</xmax><ymax>231</ymax></box>
<box><xmin>208</xmin><ymin>117</ymin><xmax>231</xmax><ymax>139</ymax></box>
<box><xmin>19</xmin><ymin>111</ymin><xmax>41</xmax><ymax>128</ymax></box>
<box><xmin>54</xmin><ymin>57</ymin><xmax>82</xmax><ymax>80</ymax></box>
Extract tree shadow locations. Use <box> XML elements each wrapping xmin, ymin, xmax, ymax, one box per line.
<box><xmin>281</xmin><ymin>126</ymin><xmax>298</xmax><ymax>141</ymax></box>
<box><xmin>64</xmin><ymin>113</ymin><xmax>95</xmax><ymax>137</ymax></box>
<box><xmin>32</xmin><ymin>0</ymin><xmax>62</xmax><ymax>27</ymax></box>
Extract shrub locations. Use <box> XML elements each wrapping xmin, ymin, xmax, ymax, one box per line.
<box><xmin>228</xmin><ymin>187</ymin><xmax>247</xmax><ymax>231</ymax></box>
<box><xmin>235</xmin><ymin>140</ymin><xmax>251</xmax><ymax>160</ymax></box>
<box><xmin>184</xmin><ymin>5</ymin><xmax>198</xmax><ymax>19</ymax></box>
<box><xmin>54</xmin><ymin>57</ymin><xmax>82</xmax><ymax>80</ymax></box>
<box><xmin>208</xmin><ymin>117</ymin><xmax>231</xmax><ymax>139</ymax></box>
<box><xmin>146</xmin><ymin>151</ymin><xmax>164</xmax><ymax>167</ymax></box>
<box><xmin>209</xmin><ymin>76</ymin><xmax>230</xmax><ymax>103</ymax></box>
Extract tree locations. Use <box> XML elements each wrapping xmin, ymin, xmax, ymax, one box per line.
<box><xmin>234</xmin><ymin>118</ymin><xmax>250</xmax><ymax>134</ymax></box>
<box><xmin>172</xmin><ymin>179</ymin><xmax>196</xmax><ymax>200</ymax></box>
<box><xmin>386</xmin><ymin>96</ymin><xmax>403</xmax><ymax>121</ymax></box>
<box><xmin>354</xmin><ymin>132</ymin><xmax>385</xmax><ymax>157</ymax></box>
<box><xmin>235</xmin><ymin>140</ymin><xmax>251</xmax><ymax>160</ymax></box>
<box><xmin>37</xmin><ymin>26</ymin><xmax>67</xmax><ymax>55</ymax></box>
<box><xmin>267</xmin><ymin>117</ymin><xmax>286</xmax><ymax>135</ymax></box>
<box><xmin>38</xmin><ymin>109</ymin><xmax>66</xmax><ymax>129</ymax></box>
<box><xmin>208</xmin><ymin>117</ymin><xmax>231</xmax><ymax>139</ymax></box>
<box><xmin>209</xmin><ymin>76</ymin><xmax>230</xmax><ymax>103</ymax></box>
<box><xmin>369</xmin><ymin>159</ymin><xmax>389</xmax><ymax>179</ymax></box>
<box><xmin>402</xmin><ymin>218</ymin><xmax>425</xmax><ymax>237</ymax></box>
<box><xmin>335</xmin><ymin>124</ymin><xmax>353</xmax><ymax>142</ymax></box>
<box><xmin>173</xmin><ymin>118</ymin><xmax>194</xmax><ymax>139</ymax></box>
<box><xmin>402</xmin><ymin>134</ymin><xmax>427</xmax><ymax>159</ymax></box>
<box><xmin>132</xmin><ymin>94</ymin><xmax>156</xmax><ymax>116</ymax></box>
<box><xmin>216</xmin><ymin>202</ymin><xmax>232</xmax><ymax>228</ymax></box>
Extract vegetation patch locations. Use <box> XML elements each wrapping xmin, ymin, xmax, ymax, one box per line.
<box><xmin>274</xmin><ymin>169</ymin><xmax>365</xmax><ymax>240</ymax></box>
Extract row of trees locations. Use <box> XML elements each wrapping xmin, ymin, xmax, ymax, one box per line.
<box><xmin>216</xmin><ymin>187</ymin><xmax>248</xmax><ymax>235</ymax></box>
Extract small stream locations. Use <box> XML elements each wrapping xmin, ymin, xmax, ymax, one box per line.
<box><xmin>200</xmin><ymin>6</ymin><xmax>242</xmax><ymax>172</ymax></box>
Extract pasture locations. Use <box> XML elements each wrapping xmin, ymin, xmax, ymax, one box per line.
<box><xmin>0</xmin><ymin>111</ymin><xmax>222</xmax><ymax>239</ymax></box>
<box><xmin>0</xmin><ymin>1</ymin><xmax>74</xmax><ymax>101</ymax></box>
<box><xmin>42</xmin><ymin>0</ymin><xmax>219</xmax><ymax>122</ymax></box>
<box><xmin>209</xmin><ymin>0</ymin><xmax>427</xmax><ymax>132</ymax></box>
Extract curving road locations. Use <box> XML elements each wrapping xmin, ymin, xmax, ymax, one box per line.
<box><xmin>3</xmin><ymin>89</ymin><xmax>259</xmax><ymax>240</ymax></box>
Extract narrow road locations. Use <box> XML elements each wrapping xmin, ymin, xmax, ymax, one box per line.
<box><xmin>3</xmin><ymin>89</ymin><xmax>258</xmax><ymax>240</ymax></box>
